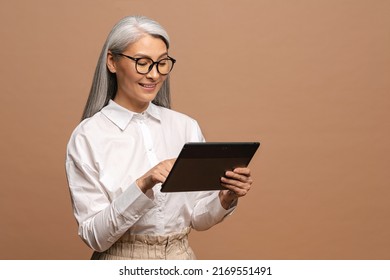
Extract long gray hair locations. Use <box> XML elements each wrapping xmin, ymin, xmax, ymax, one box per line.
<box><xmin>81</xmin><ymin>16</ymin><xmax>171</xmax><ymax>120</ymax></box>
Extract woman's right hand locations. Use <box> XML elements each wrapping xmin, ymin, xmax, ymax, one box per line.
<box><xmin>136</xmin><ymin>159</ymin><xmax>176</xmax><ymax>193</ymax></box>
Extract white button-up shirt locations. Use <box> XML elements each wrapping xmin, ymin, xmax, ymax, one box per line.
<box><xmin>66</xmin><ymin>100</ymin><xmax>235</xmax><ymax>252</ymax></box>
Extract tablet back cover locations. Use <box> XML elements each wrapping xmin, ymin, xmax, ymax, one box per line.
<box><xmin>160</xmin><ymin>142</ymin><xmax>260</xmax><ymax>192</ymax></box>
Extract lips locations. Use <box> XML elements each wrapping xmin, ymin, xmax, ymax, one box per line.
<box><xmin>139</xmin><ymin>83</ymin><xmax>157</xmax><ymax>89</ymax></box>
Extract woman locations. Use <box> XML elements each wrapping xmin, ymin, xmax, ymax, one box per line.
<box><xmin>65</xmin><ymin>15</ymin><xmax>253</xmax><ymax>260</ymax></box>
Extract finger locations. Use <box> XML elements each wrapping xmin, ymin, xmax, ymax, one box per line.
<box><xmin>220</xmin><ymin>183</ymin><xmax>249</xmax><ymax>197</ymax></box>
<box><xmin>221</xmin><ymin>176</ymin><xmax>252</xmax><ymax>191</ymax></box>
<box><xmin>163</xmin><ymin>158</ymin><xmax>176</xmax><ymax>171</ymax></box>
<box><xmin>159</xmin><ymin>167</ymin><xmax>170</xmax><ymax>179</ymax></box>
<box><xmin>152</xmin><ymin>170</ymin><xmax>170</xmax><ymax>184</ymax></box>
<box><xmin>232</xmin><ymin>167</ymin><xmax>251</xmax><ymax>176</ymax></box>
<box><xmin>221</xmin><ymin>176</ymin><xmax>246</xmax><ymax>188</ymax></box>
<box><xmin>220</xmin><ymin>183</ymin><xmax>236</xmax><ymax>193</ymax></box>
<box><xmin>150</xmin><ymin>165</ymin><xmax>170</xmax><ymax>183</ymax></box>
<box><xmin>155</xmin><ymin>162</ymin><xmax>171</xmax><ymax>175</ymax></box>
<box><xmin>224</xmin><ymin>171</ymin><xmax>252</xmax><ymax>184</ymax></box>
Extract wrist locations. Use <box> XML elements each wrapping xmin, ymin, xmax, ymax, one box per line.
<box><xmin>136</xmin><ymin>178</ymin><xmax>147</xmax><ymax>193</ymax></box>
<box><xmin>219</xmin><ymin>191</ymin><xmax>237</xmax><ymax>210</ymax></box>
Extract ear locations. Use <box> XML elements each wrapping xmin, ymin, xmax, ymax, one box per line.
<box><xmin>106</xmin><ymin>52</ymin><xmax>117</xmax><ymax>73</ymax></box>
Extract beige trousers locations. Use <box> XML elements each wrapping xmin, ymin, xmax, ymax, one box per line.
<box><xmin>91</xmin><ymin>227</ymin><xmax>196</xmax><ymax>260</ymax></box>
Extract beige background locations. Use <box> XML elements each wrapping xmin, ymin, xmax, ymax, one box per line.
<box><xmin>0</xmin><ymin>0</ymin><xmax>389</xmax><ymax>259</ymax></box>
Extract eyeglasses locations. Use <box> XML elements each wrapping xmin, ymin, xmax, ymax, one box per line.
<box><xmin>114</xmin><ymin>53</ymin><xmax>176</xmax><ymax>75</ymax></box>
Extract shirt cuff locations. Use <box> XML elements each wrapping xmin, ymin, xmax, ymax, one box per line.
<box><xmin>200</xmin><ymin>191</ymin><xmax>237</xmax><ymax>223</ymax></box>
<box><xmin>113</xmin><ymin>181</ymin><xmax>156</xmax><ymax>222</ymax></box>
<box><xmin>211</xmin><ymin>192</ymin><xmax>237</xmax><ymax>219</ymax></box>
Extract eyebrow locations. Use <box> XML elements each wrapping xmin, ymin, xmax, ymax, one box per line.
<box><xmin>132</xmin><ymin>52</ymin><xmax>169</xmax><ymax>60</ymax></box>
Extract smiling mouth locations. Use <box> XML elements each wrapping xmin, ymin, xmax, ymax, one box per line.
<box><xmin>139</xmin><ymin>83</ymin><xmax>157</xmax><ymax>89</ymax></box>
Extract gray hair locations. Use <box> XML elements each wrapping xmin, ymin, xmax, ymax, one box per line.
<box><xmin>81</xmin><ymin>15</ymin><xmax>171</xmax><ymax>120</ymax></box>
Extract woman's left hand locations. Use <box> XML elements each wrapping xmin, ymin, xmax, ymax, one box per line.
<box><xmin>219</xmin><ymin>167</ymin><xmax>253</xmax><ymax>209</ymax></box>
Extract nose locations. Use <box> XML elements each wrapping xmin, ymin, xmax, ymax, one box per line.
<box><xmin>146</xmin><ymin>63</ymin><xmax>160</xmax><ymax>79</ymax></box>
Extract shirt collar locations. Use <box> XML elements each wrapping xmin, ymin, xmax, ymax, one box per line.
<box><xmin>101</xmin><ymin>100</ymin><xmax>161</xmax><ymax>131</ymax></box>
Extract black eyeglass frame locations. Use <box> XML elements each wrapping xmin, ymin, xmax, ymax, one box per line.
<box><xmin>114</xmin><ymin>53</ymin><xmax>176</xmax><ymax>75</ymax></box>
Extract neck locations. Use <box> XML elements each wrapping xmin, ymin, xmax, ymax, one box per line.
<box><xmin>113</xmin><ymin>96</ymin><xmax>149</xmax><ymax>113</ymax></box>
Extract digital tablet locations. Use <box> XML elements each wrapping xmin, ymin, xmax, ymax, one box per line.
<box><xmin>160</xmin><ymin>142</ymin><xmax>260</xmax><ymax>192</ymax></box>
